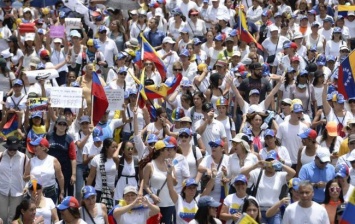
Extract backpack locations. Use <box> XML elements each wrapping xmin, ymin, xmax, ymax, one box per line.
<box><xmin>114</xmin><ymin>157</ymin><xmax>139</xmax><ymax>187</ymax></box>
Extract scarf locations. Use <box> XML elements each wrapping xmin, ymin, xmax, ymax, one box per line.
<box><xmin>100</xmin><ymin>154</ymin><xmax>113</xmax><ymax>212</ymax></box>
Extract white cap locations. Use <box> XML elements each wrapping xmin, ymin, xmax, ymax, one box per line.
<box><xmin>293</xmin><ymin>32</ymin><xmax>303</xmax><ymax>39</ymax></box>
<box><xmin>23</xmin><ymin>7</ymin><xmax>31</xmax><ymax>13</ymax></box>
<box><xmin>162</xmin><ymin>36</ymin><xmax>176</xmax><ymax>44</ymax></box>
<box><xmin>248</xmin><ymin>104</ymin><xmax>263</xmax><ymax>114</ymax></box>
<box><xmin>53</xmin><ymin>38</ymin><xmax>62</xmax><ymax>44</ymax></box>
<box><xmin>25</xmin><ymin>33</ymin><xmax>35</xmax><ymax>42</ymax></box>
<box><xmin>316</xmin><ymin>147</ymin><xmax>331</xmax><ymax>163</ymax></box>
<box><xmin>347</xmin><ymin>150</ymin><xmax>355</xmax><ymax>161</ymax></box>
<box><xmin>340</xmin><ymin>45</ymin><xmax>349</xmax><ymax>51</ymax></box>
<box><xmin>1</xmin><ymin>49</ymin><xmax>13</xmax><ymax>59</ymax></box>
<box><xmin>123</xmin><ymin>186</ymin><xmax>138</xmax><ymax>195</ymax></box>
<box><xmin>70</xmin><ymin>30</ymin><xmax>81</xmax><ymax>38</ymax></box>
<box><xmin>348</xmin><ymin>11</ymin><xmax>355</xmax><ymax>16</ymax></box>
<box><xmin>269</xmin><ymin>24</ymin><xmax>279</xmax><ymax>32</ymax></box>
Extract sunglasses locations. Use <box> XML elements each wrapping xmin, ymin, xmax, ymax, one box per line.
<box><xmin>350</xmin><ymin>160</ymin><xmax>355</xmax><ymax>163</ymax></box>
<box><xmin>349</xmin><ymin>100</ymin><xmax>355</xmax><ymax>104</ymax></box>
<box><xmin>179</xmin><ymin>134</ymin><xmax>190</xmax><ymax>138</ymax></box>
<box><xmin>191</xmin><ymin>14</ymin><xmax>198</xmax><ymax>17</ymax></box>
<box><xmin>57</xmin><ymin>123</ymin><xmax>67</xmax><ymax>126</ymax></box>
<box><xmin>125</xmin><ymin>147</ymin><xmax>134</xmax><ymax>151</ymax></box>
<box><xmin>119</xmin><ymin>72</ymin><xmax>127</xmax><ymax>76</ymax></box>
<box><xmin>173</xmin><ymin>68</ymin><xmax>182</xmax><ymax>71</ymax></box>
<box><xmin>148</xmin><ymin>143</ymin><xmax>155</xmax><ymax>147</ymax></box>
<box><xmin>281</xmin><ymin>103</ymin><xmax>291</xmax><ymax>106</ymax></box>
<box><xmin>330</xmin><ymin>187</ymin><xmax>341</xmax><ymax>193</ymax></box>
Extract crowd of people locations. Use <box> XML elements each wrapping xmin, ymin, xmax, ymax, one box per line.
<box><xmin>1</xmin><ymin>0</ymin><xmax>355</xmax><ymax>223</ymax></box>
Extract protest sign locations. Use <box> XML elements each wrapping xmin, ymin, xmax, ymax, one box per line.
<box><xmin>24</xmin><ymin>69</ymin><xmax>59</xmax><ymax>84</ymax></box>
<box><xmin>50</xmin><ymin>25</ymin><xmax>65</xmax><ymax>38</ymax></box>
<box><xmin>50</xmin><ymin>87</ymin><xmax>83</xmax><ymax>108</ymax></box>
<box><xmin>29</xmin><ymin>98</ymin><xmax>48</xmax><ymax>112</ymax></box>
<box><xmin>65</xmin><ymin>18</ymin><xmax>81</xmax><ymax>29</ymax></box>
<box><xmin>105</xmin><ymin>89</ymin><xmax>124</xmax><ymax>111</ymax></box>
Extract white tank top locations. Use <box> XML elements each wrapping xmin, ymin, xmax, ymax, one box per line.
<box><xmin>150</xmin><ymin>160</ymin><xmax>174</xmax><ymax>207</ymax></box>
<box><xmin>300</xmin><ymin>146</ymin><xmax>316</xmax><ymax>166</ymax></box>
<box><xmin>30</xmin><ymin>155</ymin><xmax>56</xmax><ymax>188</ymax></box>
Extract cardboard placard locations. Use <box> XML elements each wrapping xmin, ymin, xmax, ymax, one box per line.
<box><xmin>50</xmin><ymin>87</ymin><xmax>83</xmax><ymax>109</ymax></box>
<box><xmin>50</xmin><ymin>25</ymin><xmax>65</xmax><ymax>38</ymax></box>
<box><xmin>65</xmin><ymin>18</ymin><xmax>81</xmax><ymax>29</ymax></box>
<box><xmin>24</xmin><ymin>69</ymin><xmax>59</xmax><ymax>84</ymax></box>
<box><xmin>29</xmin><ymin>98</ymin><xmax>48</xmax><ymax>112</ymax></box>
<box><xmin>104</xmin><ymin>89</ymin><xmax>124</xmax><ymax>111</ymax></box>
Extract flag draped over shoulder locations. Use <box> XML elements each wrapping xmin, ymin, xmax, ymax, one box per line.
<box><xmin>338</xmin><ymin>5</ymin><xmax>355</xmax><ymax>17</ymax></box>
<box><xmin>92</xmin><ymin>72</ymin><xmax>109</xmax><ymax>126</ymax></box>
<box><xmin>340</xmin><ymin>188</ymin><xmax>355</xmax><ymax>224</ymax></box>
<box><xmin>238</xmin><ymin>6</ymin><xmax>263</xmax><ymax>51</ymax></box>
<box><xmin>338</xmin><ymin>50</ymin><xmax>355</xmax><ymax>99</ymax></box>
<box><xmin>135</xmin><ymin>33</ymin><xmax>167</xmax><ymax>81</ymax></box>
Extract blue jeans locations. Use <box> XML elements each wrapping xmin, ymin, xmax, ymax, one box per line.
<box><xmin>122</xmin><ymin>131</ymin><xmax>133</xmax><ymax>141</ymax></box>
<box><xmin>159</xmin><ymin>206</ymin><xmax>176</xmax><ymax>224</ymax></box>
<box><xmin>75</xmin><ymin>164</ymin><xmax>85</xmax><ymax>200</ymax></box>
<box><xmin>261</xmin><ymin>210</ymin><xmax>282</xmax><ymax>224</ymax></box>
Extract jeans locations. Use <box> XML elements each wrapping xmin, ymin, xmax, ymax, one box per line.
<box><xmin>261</xmin><ymin>210</ymin><xmax>282</xmax><ymax>224</ymax></box>
<box><xmin>159</xmin><ymin>206</ymin><xmax>176</xmax><ymax>224</ymax></box>
<box><xmin>75</xmin><ymin>164</ymin><xmax>85</xmax><ymax>201</ymax></box>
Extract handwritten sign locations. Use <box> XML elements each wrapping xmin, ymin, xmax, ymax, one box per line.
<box><xmin>65</xmin><ymin>18</ymin><xmax>81</xmax><ymax>29</ymax></box>
<box><xmin>105</xmin><ymin>89</ymin><xmax>124</xmax><ymax>111</ymax></box>
<box><xmin>24</xmin><ymin>69</ymin><xmax>59</xmax><ymax>84</ymax></box>
<box><xmin>50</xmin><ymin>25</ymin><xmax>65</xmax><ymax>38</ymax></box>
<box><xmin>50</xmin><ymin>87</ymin><xmax>83</xmax><ymax>108</ymax></box>
<box><xmin>29</xmin><ymin>98</ymin><xmax>48</xmax><ymax>112</ymax></box>
<box><xmin>0</xmin><ymin>91</ymin><xmax>3</xmax><ymax>110</ymax></box>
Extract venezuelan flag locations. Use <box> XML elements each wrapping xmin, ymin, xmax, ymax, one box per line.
<box><xmin>338</xmin><ymin>50</ymin><xmax>355</xmax><ymax>99</ymax></box>
<box><xmin>0</xmin><ymin>114</ymin><xmax>19</xmax><ymax>139</ymax></box>
<box><xmin>136</xmin><ymin>33</ymin><xmax>167</xmax><ymax>81</ymax></box>
<box><xmin>340</xmin><ymin>188</ymin><xmax>355</xmax><ymax>224</ymax></box>
<box><xmin>144</xmin><ymin>73</ymin><xmax>183</xmax><ymax>99</ymax></box>
<box><xmin>92</xmin><ymin>72</ymin><xmax>109</xmax><ymax>125</ymax></box>
<box><xmin>238</xmin><ymin>6</ymin><xmax>263</xmax><ymax>51</ymax></box>
<box><xmin>338</xmin><ymin>5</ymin><xmax>355</xmax><ymax>17</ymax></box>
<box><xmin>236</xmin><ymin>213</ymin><xmax>259</xmax><ymax>224</ymax></box>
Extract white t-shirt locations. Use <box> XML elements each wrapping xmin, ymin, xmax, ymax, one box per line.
<box><xmin>184</xmin><ymin>146</ymin><xmax>203</xmax><ymax>180</ymax></box>
<box><xmin>223</xmin><ymin>194</ymin><xmax>246</xmax><ymax>224</ymax></box>
<box><xmin>217</xmin><ymin>117</ymin><xmax>236</xmax><ymax>151</ymax></box>
<box><xmin>176</xmin><ymin>194</ymin><xmax>199</xmax><ymax>224</ymax></box>
<box><xmin>282</xmin><ymin>202</ymin><xmax>330</xmax><ymax>224</ymax></box>
<box><xmin>116</xmin><ymin>208</ymin><xmax>150</xmax><ymax>224</ymax></box>
<box><xmin>173</xmin><ymin>154</ymin><xmax>191</xmax><ymax>194</ymax></box>
<box><xmin>83</xmin><ymin>142</ymin><xmax>102</xmax><ymax>168</ymax></box>
<box><xmin>36</xmin><ymin>197</ymin><xmax>55</xmax><ymax>224</ymax></box>
<box><xmin>90</xmin><ymin>154</ymin><xmax>117</xmax><ymax>191</ymax></box>
<box><xmin>276</xmin><ymin>121</ymin><xmax>309</xmax><ymax>164</ymax></box>
<box><xmin>229</xmin><ymin>153</ymin><xmax>258</xmax><ymax>184</ymax></box>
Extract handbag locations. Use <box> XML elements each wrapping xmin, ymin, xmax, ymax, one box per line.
<box><xmin>200</xmin><ymin>155</ymin><xmax>224</xmax><ymax>193</ymax></box>
<box><xmin>247</xmin><ymin>169</ymin><xmax>263</xmax><ymax>197</ymax></box>
<box><xmin>266</xmin><ymin>37</ymin><xmax>279</xmax><ymax>64</ymax></box>
<box><xmin>99</xmin><ymin>154</ymin><xmax>114</xmax><ymax>212</ymax></box>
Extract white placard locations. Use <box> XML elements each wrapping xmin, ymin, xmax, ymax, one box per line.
<box><xmin>50</xmin><ymin>87</ymin><xmax>83</xmax><ymax>108</ymax></box>
<box><xmin>65</xmin><ymin>18</ymin><xmax>81</xmax><ymax>29</ymax></box>
<box><xmin>0</xmin><ymin>91</ymin><xmax>3</xmax><ymax>110</ymax></box>
<box><xmin>24</xmin><ymin>69</ymin><xmax>59</xmax><ymax>84</ymax></box>
<box><xmin>105</xmin><ymin>89</ymin><xmax>124</xmax><ymax>111</ymax></box>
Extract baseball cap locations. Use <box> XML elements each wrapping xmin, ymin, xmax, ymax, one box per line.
<box><xmin>291</xmin><ymin>104</ymin><xmax>303</xmax><ymax>113</ymax></box>
<box><xmin>198</xmin><ymin>196</ymin><xmax>221</xmax><ymax>208</ymax></box>
<box><xmin>79</xmin><ymin>116</ymin><xmax>90</xmax><ymax>124</ymax></box>
<box><xmin>118</xmin><ymin>67</ymin><xmax>128</xmax><ymax>74</ymax></box>
<box><xmin>332</xmin><ymin>93</ymin><xmax>345</xmax><ymax>104</ymax></box>
<box><xmin>249</xmin><ymin>89</ymin><xmax>260</xmax><ymax>96</ymax></box>
<box><xmin>172</xmin><ymin>107</ymin><xmax>185</xmax><ymax>121</ymax></box>
<box><xmin>300</xmin><ymin>15</ymin><xmax>308</xmax><ymax>20</ymax></box>
<box><xmin>92</xmin><ymin>127</ymin><xmax>104</xmax><ymax>142</ymax></box>
<box><xmin>37</xmin><ymin>28</ymin><xmax>46</xmax><ymax>35</ymax></box>
<box><xmin>53</xmin><ymin>38</ymin><xmax>62</xmax><ymax>44</ymax></box>
<box><xmin>233</xmin><ymin>174</ymin><xmax>248</xmax><ymax>184</ymax></box>
<box><xmin>298</xmin><ymin>128</ymin><xmax>317</xmax><ymax>140</ymax></box>
<box><xmin>179</xmin><ymin>117</ymin><xmax>192</xmax><ymax>123</ymax></box>
<box><xmin>70</xmin><ymin>30</ymin><xmax>81</xmax><ymax>38</ymax></box>
<box><xmin>4</xmin><ymin>136</ymin><xmax>20</xmax><ymax>150</ymax></box>
<box><xmin>123</xmin><ymin>186</ymin><xmax>138</xmax><ymax>195</ymax></box>
<box><xmin>215</xmin><ymin>60</ymin><xmax>228</xmax><ymax>67</ymax></box>
<box><xmin>288</xmin><ymin>178</ymin><xmax>301</xmax><ymax>191</ymax></box>
<box><xmin>323</xmin><ymin>17</ymin><xmax>334</xmax><ymax>23</ymax></box>
<box><xmin>163</xmin><ymin>36</ymin><xmax>176</xmax><ymax>44</ymax></box>
<box><xmin>335</xmin><ymin>164</ymin><xmax>349</xmax><ymax>178</ymax></box>
<box><xmin>129</xmin><ymin>88</ymin><xmax>138</xmax><ymax>95</ymax></box>
<box><xmin>230</xmin><ymin>134</ymin><xmax>251</xmax><ymax>152</ymax></box>
<box><xmin>29</xmin><ymin>137</ymin><xmax>50</xmax><ymax>148</ymax></box>
<box><xmin>164</xmin><ymin>136</ymin><xmax>177</xmax><ymax>147</ymax></box>
<box><xmin>316</xmin><ymin>147</ymin><xmax>331</xmax><ymax>163</ymax></box>
<box><xmin>154</xmin><ymin>140</ymin><xmax>166</xmax><ymax>150</ymax></box>
<box><xmin>316</xmin><ymin>55</ymin><xmax>326</xmax><ymax>66</ymax></box>
<box><xmin>146</xmin><ymin>134</ymin><xmax>159</xmax><ymax>144</ymax></box>
<box><xmin>182</xmin><ymin>178</ymin><xmax>198</xmax><ymax>188</ymax></box>
<box><xmin>216</xmin><ymin>97</ymin><xmax>229</xmax><ymax>106</ymax></box>
<box><xmin>179</xmin><ymin>128</ymin><xmax>192</xmax><ymax>136</ymax></box>
<box><xmin>31</xmin><ymin>111</ymin><xmax>42</xmax><ymax>119</ymax></box>
<box><xmin>291</xmin><ymin>56</ymin><xmax>300</xmax><ymax>62</ymax></box>
<box><xmin>348</xmin><ymin>134</ymin><xmax>355</xmax><ymax>143</ymax></box>
<box><xmin>340</xmin><ymin>45</ymin><xmax>350</xmax><ymax>51</ymax></box>
<box><xmin>333</xmin><ymin>27</ymin><xmax>342</xmax><ymax>33</ymax></box>
<box><xmin>179</xmin><ymin>48</ymin><xmax>190</xmax><ymax>57</ymax></box>
<box><xmin>208</xmin><ymin>139</ymin><xmax>224</xmax><ymax>148</ymax></box>
<box><xmin>229</xmin><ymin>29</ymin><xmax>237</xmax><ymax>37</ymax></box>
<box><xmin>81</xmin><ymin>186</ymin><xmax>97</xmax><ymax>199</ymax></box>
<box><xmin>248</xmin><ymin>104</ymin><xmax>263</xmax><ymax>114</ymax></box>
<box><xmin>346</xmin><ymin>150</ymin><xmax>355</xmax><ymax>161</ymax></box>
<box><xmin>311</xmin><ymin>21</ymin><xmax>320</xmax><ymax>27</ymax></box>
<box><xmin>287</xmin><ymin>67</ymin><xmax>296</xmax><ymax>73</ymax></box>
<box><xmin>264</xmin><ymin>129</ymin><xmax>275</xmax><ymax>137</ymax></box>
<box><xmin>299</xmin><ymin>70</ymin><xmax>308</xmax><ymax>76</ymax></box>
<box><xmin>293</xmin><ymin>32</ymin><xmax>303</xmax><ymax>40</ymax></box>
<box><xmin>327</xmin><ymin>55</ymin><xmax>336</xmax><ymax>62</ymax></box>
<box><xmin>214</xmin><ymin>33</ymin><xmax>225</xmax><ymax>41</ymax></box>
<box><xmin>265</xmin><ymin>150</ymin><xmax>278</xmax><ymax>161</ymax></box>
<box><xmin>13</xmin><ymin>79</ymin><xmax>23</xmax><ymax>86</ymax></box>
<box><xmin>39</xmin><ymin>49</ymin><xmax>50</xmax><ymax>58</ymax></box>
<box><xmin>55</xmin><ymin>116</ymin><xmax>67</xmax><ymax>125</ymax></box>
<box><xmin>57</xmin><ymin>196</ymin><xmax>80</xmax><ymax>210</ymax></box>
<box><xmin>325</xmin><ymin>121</ymin><xmax>337</xmax><ymax>137</ymax></box>
<box><xmin>282</xmin><ymin>98</ymin><xmax>292</xmax><ymax>105</ymax></box>
<box><xmin>202</xmin><ymin>102</ymin><xmax>214</xmax><ymax>112</ymax></box>
<box><xmin>180</xmin><ymin>27</ymin><xmax>189</xmax><ymax>34</ymax></box>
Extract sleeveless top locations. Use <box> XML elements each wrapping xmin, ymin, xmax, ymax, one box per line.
<box><xmin>81</xmin><ymin>203</ymin><xmax>105</xmax><ymax>224</ymax></box>
<box><xmin>150</xmin><ymin>160</ymin><xmax>174</xmax><ymax>207</ymax></box>
<box><xmin>30</xmin><ymin>155</ymin><xmax>56</xmax><ymax>188</ymax></box>
<box><xmin>300</xmin><ymin>146</ymin><xmax>316</xmax><ymax>166</ymax></box>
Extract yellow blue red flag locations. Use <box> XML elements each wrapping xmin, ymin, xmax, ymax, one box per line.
<box><xmin>340</xmin><ymin>188</ymin><xmax>355</xmax><ymax>224</ymax></box>
<box><xmin>236</xmin><ymin>213</ymin><xmax>259</xmax><ymax>224</ymax></box>
<box><xmin>338</xmin><ymin>50</ymin><xmax>355</xmax><ymax>99</ymax></box>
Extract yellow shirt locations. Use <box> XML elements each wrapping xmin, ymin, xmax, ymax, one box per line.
<box><xmin>339</xmin><ymin>138</ymin><xmax>349</xmax><ymax>156</ymax></box>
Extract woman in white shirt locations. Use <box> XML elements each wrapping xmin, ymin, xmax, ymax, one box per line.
<box><xmin>325</xmin><ymin>27</ymin><xmax>347</xmax><ymax>58</ymax></box>
<box><xmin>185</xmin><ymin>9</ymin><xmax>207</xmax><ymax>40</ymax></box>
<box><xmin>113</xmin><ymin>186</ymin><xmax>160</xmax><ymax>224</ymax></box>
<box><xmin>304</xmin><ymin>22</ymin><xmax>326</xmax><ymax>54</ymax></box>
<box><xmin>168</xmin><ymin>11</ymin><xmax>186</xmax><ymax>41</ymax></box>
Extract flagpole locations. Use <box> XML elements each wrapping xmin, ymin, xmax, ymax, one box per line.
<box><xmin>238</xmin><ymin>1</ymin><xmax>242</xmax><ymax>38</ymax></box>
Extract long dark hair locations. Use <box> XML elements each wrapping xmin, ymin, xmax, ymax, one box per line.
<box><xmin>323</xmin><ymin>179</ymin><xmax>344</xmax><ymax>204</ymax></box>
<box><xmin>241</xmin><ymin>198</ymin><xmax>262</xmax><ymax>224</ymax></box>
<box><xmin>13</xmin><ymin>198</ymin><xmax>35</xmax><ymax>221</ymax></box>
<box><xmin>193</xmin><ymin>206</ymin><xmax>218</xmax><ymax>224</ymax></box>
<box><xmin>101</xmin><ymin>138</ymin><xmax>115</xmax><ymax>163</ymax></box>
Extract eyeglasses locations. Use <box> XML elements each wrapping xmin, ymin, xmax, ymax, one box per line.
<box><xmin>125</xmin><ymin>147</ymin><xmax>134</xmax><ymax>151</ymax></box>
<box><xmin>349</xmin><ymin>100</ymin><xmax>355</xmax><ymax>104</ymax></box>
<box><xmin>173</xmin><ymin>68</ymin><xmax>183</xmax><ymax>71</ymax></box>
<box><xmin>57</xmin><ymin>123</ymin><xmax>67</xmax><ymax>126</ymax></box>
<box><xmin>144</xmin><ymin>63</ymin><xmax>153</xmax><ymax>66</ymax></box>
<box><xmin>330</xmin><ymin>187</ymin><xmax>341</xmax><ymax>193</ymax></box>
<box><xmin>179</xmin><ymin>134</ymin><xmax>190</xmax><ymax>138</ymax></box>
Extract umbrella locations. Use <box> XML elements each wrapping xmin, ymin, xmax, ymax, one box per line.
<box><xmin>30</xmin><ymin>0</ymin><xmax>59</xmax><ymax>8</ymax></box>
